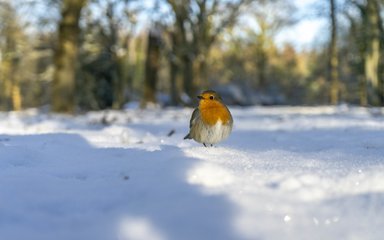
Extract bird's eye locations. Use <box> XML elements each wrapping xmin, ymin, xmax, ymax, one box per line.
<box><xmin>209</xmin><ymin>95</ymin><xmax>214</xmax><ymax>100</ymax></box>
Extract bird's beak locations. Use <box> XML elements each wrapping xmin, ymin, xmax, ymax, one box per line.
<box><xmin>197</xmin><ymin>95</ymin><xmax>203</xmax><ymax>100</ymax></box>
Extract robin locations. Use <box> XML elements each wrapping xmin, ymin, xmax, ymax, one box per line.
<box><xmin>184</xmin><ymin>90</ymin><xmax>233</xmax><ymax>147</ymax></box>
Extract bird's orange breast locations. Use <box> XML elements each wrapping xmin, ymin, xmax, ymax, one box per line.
<box><xmin>199</xmin><ymin>100</ymin><xmax>232</xmax><ymax>126</ymax></box>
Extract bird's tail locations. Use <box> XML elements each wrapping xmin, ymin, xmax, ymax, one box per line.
<box><xmin>184</xmin><ymin>133</ymin><xmax>191</xmax><ymax>139</ymax></box>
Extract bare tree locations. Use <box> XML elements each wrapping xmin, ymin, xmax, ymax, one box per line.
<box><xmin>329</xmin><ymin>0</ymin><xmax>339</xmax><ymax>104</ymax></box>
<box><xmin>79</xmin><ymin>0</ymin><xmax>139</xmax><ymax>110</ymax></box>
<box><xmin>166</xmin><ymin>0</ymin><xmax>250</xmax><ymax>102</ymax></box>
<box><xmin>52</xmin><ymin>0</ymin><xmax>87</xmax><ymax>113</ymax></box>
<box><xmin>142</xmin><ymin>28</ymin><xmax>162</xmax><ymax>107</ymax></box>
<box><xmin>0</xmin><ymin>2</ymin><xmax>24</xmax><ymax>111</ymax></box>
<box><xmin>247</xmin><ymin>0</ymin><xmax>296</xmax><ymax>92</ymax></box>
<box><xmin>350</xmin><ymin>0</ymin><xmax>382</xmax><ymax>105</ymax></box>
<box><xmin>364</xmin><ymin>0</ymin><xmax>382</xmax><ymax>105</ymax></box>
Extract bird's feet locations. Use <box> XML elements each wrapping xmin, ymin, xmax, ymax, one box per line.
<box><xmin>203</xmin><ymin>143</ymin><xmax>214</xmax><ymax>147</ymax></box>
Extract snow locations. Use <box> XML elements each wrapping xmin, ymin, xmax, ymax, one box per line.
<box><xmin>0</xmin><ymin>106</ymin><xmax>384</xmax><ymax>240</ymax></box>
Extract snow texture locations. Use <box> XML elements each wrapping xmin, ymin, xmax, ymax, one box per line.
<box><xmin>0</xmin><ymin>106</ymin><xmax>383</xmax><ymax>240</ymax></box>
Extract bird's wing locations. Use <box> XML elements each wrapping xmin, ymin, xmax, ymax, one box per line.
<box><xmin>189</xmin><ymin>108</ymin><xmax>199</xmax><ymax>129</ymax></box>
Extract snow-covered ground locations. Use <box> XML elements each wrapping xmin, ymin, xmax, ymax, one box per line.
<box><xmin>0</xmin><ymin>106</ymin><xmax>383</xmax><ymax>240</ymax></box>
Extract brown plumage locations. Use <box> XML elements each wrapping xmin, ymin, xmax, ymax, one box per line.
<box><xmin>184</xmin><ymin>90</ymin><xmax>233</xmax><ymax>147</ymax></box>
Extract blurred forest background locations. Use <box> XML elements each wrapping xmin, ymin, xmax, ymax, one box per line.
<box><xmin>1</xmin><ymin>0</ymin><xmax>384</xmax><ymax>113</ymax></box>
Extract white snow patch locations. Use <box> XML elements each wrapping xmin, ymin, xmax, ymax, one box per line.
<box><xmin>118</xmin><ymin>217</ymin><xmax>166</xmax><ymax>240</ymax></box>
<box><xmin>0</xmin><ymin>106</ymin><xmax>384</xmax><ymax>240</ymax></box>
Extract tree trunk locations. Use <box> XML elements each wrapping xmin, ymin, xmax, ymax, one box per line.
<box><xmin>111</xmin><ymin>64</ymin><xmax>123</xmax><ymax>109</ymax></box>
<box><xmin>52</xmin><ymin>0</ymin><xmax>87</xmax><ymax>113</ymax></box>
<box><xmin>113</xmin><ymin>52</ymin><xmax>130</xmax><ymax>109</ymax></box>
<box><xmin>169</xmin><ymin>32</ymin><xmax>182</xmax><ymax>105</ymax></box>
<box><xmin>364</xmin><ymin>0</ymin><xmax>380</xmax><ymax>106</ymax></box>
<box><xmin>256</xmin><ymin>26</ymin><xmax>268</xmax><ymax>91</ymax></box>
<box><xmin>359</xmin><ymin>75</ymin><xmax>368</xmax><ymax>106</ymax></box>
<box><xmin>375</xmin><ymin>1</ymin><xmax>384</xmax><ymax>105</ymax></box>
<box><xmin>142</xmin><ymin>29</ymin><xmax>161</xmax><ymax>107</ymax></box>
<box><xmin>256</xmin><ymin>47</ymin><xmax>267</xmax><ymax>91</ymax></box>
<box><xmin>329</xmin><ymin>0</ymin><xmax>339</xmax><ymax>105</ymax></box>
<box><xmin>195</xmin><ymin>55</ymin><xmax>209</xmax><ymax>91</ymax></box>
<box><xmin>183</xmin><ymin>54</ymin><xmax>195</xmax><ymax>99</ymax></box>
<box><xmin>0</xmin><ymin>2</ymin><xmax>23</xmax><ymax>111</ymax></box>
<box><xmin>10</xmin><ymin>57</ymin><xmax>22</xmax><ymax>111</ymax></box>
<box><xmin>170</xmin><ymin>57</ymin><xmax>179</xmax><ymax>105</ymax></box>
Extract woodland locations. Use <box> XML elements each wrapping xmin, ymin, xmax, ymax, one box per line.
<box><xmin>0</xmin><ymin>0</ymin><xmax>383</xmax><ymax>113</ymax></box>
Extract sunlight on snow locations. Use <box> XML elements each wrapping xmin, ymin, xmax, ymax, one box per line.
<box><xmin>1</xmin><ymin>107</ymin><xmax>384</xmax><ymax>239</ymax></box>
<box><xmin>118</xmin><ymin>217</ymin><xmax>166</xmax><ymax>240</ymax></box>
<box><xmin>183</xmin><ymin>142</ymin><xmax>384</xmax><ymax>239</ymax></box>
<box><xmin>187</xmin><ymin>162</ymin><xmax>235</xmax><ymax>188</ymax></box>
